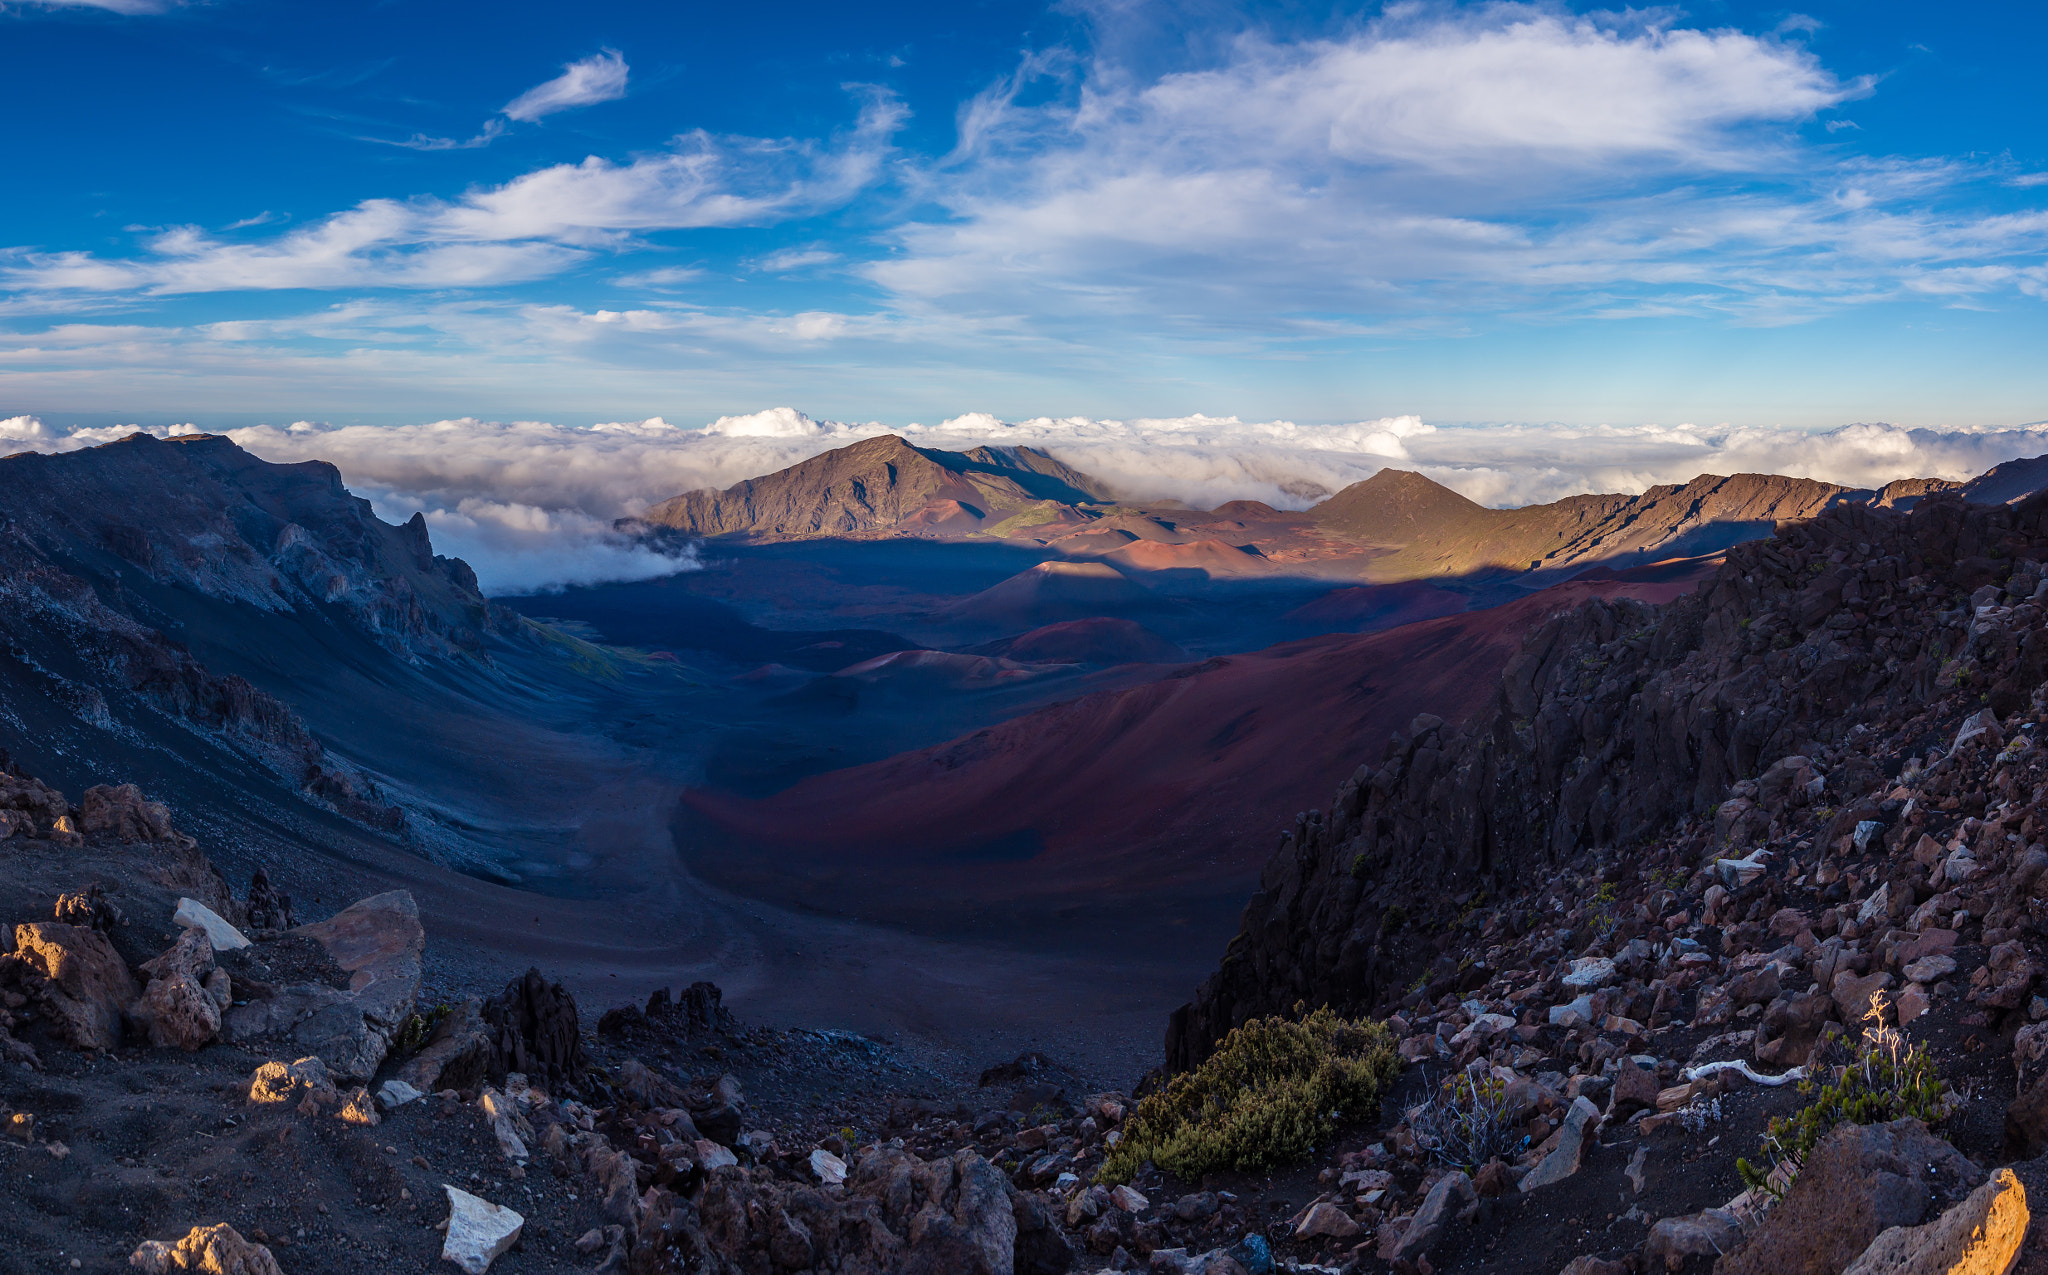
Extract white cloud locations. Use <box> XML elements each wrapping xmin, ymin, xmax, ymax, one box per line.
<box><xmin>755</xmin><ymin>247</ymin><xmax>839</xmax><ymax>272</ymax></box>
<box><xmin>9</xmin><ymin>410</ymin><xmax>2048</xmax><ymax>590</ymax></box>
<box><xmin>867</xmin><ymin>5</ymin><xmax>2048</xmax><ymax>329</ymax></box>
<box><xmin>4</xmin><ymin>92</ymin><xmax>904</xmax><ymax>295</ymax></box>
<box><xmin>503</xmin><ymin>49</ymin><xmax>630</xmax><ymax>123</ymax></box>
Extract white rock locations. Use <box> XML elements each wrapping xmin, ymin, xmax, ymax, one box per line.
<box><xmin>1561</xmin><ymin>957</ymin><xmax>1617</xmax><ymax>991</ymax></box>
<box><xmin>1858</xmin><ymin>882</ymin><xmax>1891</xmax><ymax>926</ymax></box>
<box><xmin>1450</xmin><ymin>1012</ymin><xmax>1517</xmax><ymax>1046</ymax></box>
<box><xmin>1953</xmin><ymin>707</ymin><xmax>2002</xmax><ymax>752</ymax></box>
<box><xmin>809</xmin><ymin>1148</ymin><xmax>847</xmax><ymax>1185</ymax></box>
<box><xmin>441</xmin><ymin>1185</ymin><xmax>523</xmax><ymax>1275</ymax></box>
<box><xmin>1548</xmin><ymin>994</ymin><xmax>1598</xmax><ymax>1026</ymax></box>
<box><xmin>1110</xmin><ymin>1184</ymin><xmax>1149</xmax><ymax>1213</ymax></box>
<box><xmin>1853</xmin><ymin>820</ymin><xmax>1884</xmax><ymax>850</ymax></box>
<box><xmin>173</xmin><ymin>897</ymin><xmax>251</xmax><ymax>951</ymax></box>
<box><xmin>377</xmin><ymin>1079</ymin><xmax>424</xmax><ymax>1110</ymax></box>
<box><xmin>1714</xmin><ymin>848</ymin><xmax>1772</xmax><ymax>888</ymax></box>
<box><xmin>696</xmin><ymin>1139</ymin><xmax>737</xmax><ymax>1170</ymax></box>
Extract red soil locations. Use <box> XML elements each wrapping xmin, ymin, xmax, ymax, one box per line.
<box><xmin>1102</xmin><ymin>537</ymin><xmax>1268</xmax><ymax>576</ymax></box>
<box><xmin>1284</xmin><ymin>579</ymin><xmax>1469</xmax><ymax>633</ymax></box>
<box><xmin>679</xmin><ymin>577</ymin><xmax>1691</xmax><ymax>921</ymax></box>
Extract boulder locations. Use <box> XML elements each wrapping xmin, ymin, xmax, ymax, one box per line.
<box><xmin>129</xmin><ymin>1223</ymin><xmax>282</xmax><ymax>1275</ymax></box>
<box><xmin>10</xmin><ymin>921</ymin><xmax>138</xmax><ymax>1050</ymax></box>
<box><xmin>1012</xmin><ymin>1190</ymin><xmax>1076</xmax><ymax>1275</ymax></box>
<box><xmin>376</xmin><ymin>1079</ymin><xmax>423</xmax><ymax>1110</ymax></box>
<box><xmin>247</xmin><ymin>1056</ymin><xmax>340</xmax><ymax>1109</ymax></box>
<box><xmin>53</xmin><ymin>884</ymin><xmax>122</xmax><ymax>933</ymax></box>
<box><xmin>1729</xmin><ymin>966</ymin><xmax>1783</xmax><ymax>1008</ymax></box>
<box><xmin>78</xmin><ymin>783</ymin><xmax>171</xmax><ymax>843</ymax></box>
<box><xmin>1834</xmin><ymin>970</ymin><xmax>1896</xmax><ymax>1025</ymax></box>
<box><xmin>132</xmin><ymin>925</ymin><xmax>221</xmax><ymax>1051</ymax></box>
<box><xmin>1758</xmin><ymin>989</ymin><xmax>1839</xmax><ymax>1068</ymax></box>
<box><xmin>1521</xmin><ymin>1098</ymin><xmax>1601</xmax><ymax>1192</ymax></box>
<box><xmin>811</xmin><ymin>1148</ymin><xmax>848</xmax><ymax>1185</ymax></box>
<box><xmin>234</xmin><ymin>890</ymin><xmax>421</xmax><ymax>1083</ymax></box>
<box><xmin>1609</xmin><ymin>1063</ymin><xmax>1660</xmax><ymax>1118</ymax></box>
<box><xmin>1642</xmin><ymin>1208</ymin><xmax>1742</xmax><ymax>1271</ymax></box>
<box><xmin>442</xmin><ymin>1185</ymin><xmax>524</xmax><ymax>1275</ymax></box>
<box><xmin>478</xmin><ymin>1087</ymin><xmax>530</xmax><ymax>1161</ymax></box>
<box><xmin>392</xmin><ymin>996</ymin><xmax>492</xmax><ymax>1093</ymax></box>
<box><xmin>172</xmin><ymin>898</ymin><xmax>250</xmax><ymax>952</ymax></box>
<box><xmin>1716</xmin><ymin>1119</ymin><xmax>1982</xmax><ymax>1275</ymax></box>
<box><xmin>336</xmin><ymin>1087</ymin><xmax>380</xmax><ymax>1126</ymax></box>
<box><xmin>2005</xmin><ymin>1071</ymin><xmax>2048</xmax><ymax>1158</ymax></box>
<box><xmin>1563</xmin><ymin>957</ymin><xmax>1618</xmax><ymax>991</ymax></box>
<box><xmin>1841</xmin><ymin>1167</ymin><xmax>2027</xmax><ymax>1274</ymax></box>
<box><xmin>1294</xmin><ymin>1201</ymin><xmax>1360</xmax><ymax>1240</ymax></box>
<box><xmin>1396</xmin><ymin>1170</ymin><xmax>1474</xmax><ymax>1264</ymax></box>
<box><xmin>242</xmin><ymin>868</ymin><xmax>297</xmax><ymax>932</ymax></box>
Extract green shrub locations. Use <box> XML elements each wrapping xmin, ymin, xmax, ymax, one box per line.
<box><xmin>391</xmin><ymin>1003</ymin><xmax>450</xmax><ymax>1057</ymax></box>
<box><xmin>1737</xmin><ymin>992</ymin><xmax>1949</xmax><ymax>1196</ymax></box>
<box><xmin>1097</xmin><ymin>1005</ymin><xmax>1398</xmax><ymax>1184</ymax></box>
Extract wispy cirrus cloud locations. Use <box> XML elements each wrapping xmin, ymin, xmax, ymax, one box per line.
<box><xmin>503</xmin><ymin>48</ymin><xmax>630</xmax><ymax>122</ymax></box>
<box><xmin>387</xmin><ymin>49</ymin><xmax>631</xmax><ymax>151</ymax></box>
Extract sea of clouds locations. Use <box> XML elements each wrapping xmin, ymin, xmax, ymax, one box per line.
<box><xmin>6</xmin><ymin>410</ymin><xmax>2047</xmax><ymax>594</ymax></box>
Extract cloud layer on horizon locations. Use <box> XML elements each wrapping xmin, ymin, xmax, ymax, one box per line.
<box><xmin>9</xmin><ymin>409</ymin><xmax>2048</xmax><ymax>594</ymax></box>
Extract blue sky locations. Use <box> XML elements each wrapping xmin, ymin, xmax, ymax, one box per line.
<box><xmin>2</xmin><ymin>0</ymin><xmax>2046</xmax><ymax>431</ymax></box>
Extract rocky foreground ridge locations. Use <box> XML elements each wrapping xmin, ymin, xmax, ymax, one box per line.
<box><xmin>19</xmin><ymin>648</ymin><xmax>2048</xmax><ymax>1274</ymax></box>
<box><xmin>1</xmin><ymin>761</ymin><xmax>1332</xmax><ymax>1275</ymax></box>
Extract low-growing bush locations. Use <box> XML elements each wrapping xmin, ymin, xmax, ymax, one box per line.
<box><xmin>1097</xmin><ymin>1004</ymin><xmax>1397</xmax><ymax>1184</ymax></box>
<box><xmin>1737</xmin><ymin>992</ymin><xmax>1950</xmax><ymax>1195</ymax></box>
<box><xmin>1409</xmin><ymin>1063</ymin><xmax>1524</xmax><ymax>1169</ymax></box>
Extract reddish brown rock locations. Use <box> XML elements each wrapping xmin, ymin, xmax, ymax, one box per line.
<box><xmin>9</xmin><ymin>921</ymin><xmax>138</xmax><ymax>1050</ymax></box>
<box><xmin>77</xmin><ymin>782</ymin><xmax>172</xmax><ymax>842</ymax></box>
<box><xmin>132</xmin><ymin>925</ymin><xmax>221</xmax><ymax>1051</ymax></box>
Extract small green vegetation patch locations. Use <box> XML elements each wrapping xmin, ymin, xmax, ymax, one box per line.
<box><xmin>1738</xmin><ymin>992</ymin><xmax>1950</xmax><ymax>1195</ymax></box>
<box><xmin>1097</xmin><ymin>1004</ymin><xmax>1398</xmax><ymax>1184</ymax></box>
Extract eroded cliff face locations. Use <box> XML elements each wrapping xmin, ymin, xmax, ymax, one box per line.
<box><xmin>0</xmin><ymin>432</ymin><xmax>500</xmax><ymax>660</ymax></box>
<box><xmin>1169</xmin><ymin>492</ymin><xmax>2048</xmax><ymax>1070</ymax></box>
<box><xmin>0</xmin><ymin>433</ymin><xmax>510</xmax><ymax>831</ymax></box>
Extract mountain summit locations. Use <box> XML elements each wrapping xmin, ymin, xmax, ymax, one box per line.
<box><xmin>638</xmin><ymin>434</ymin><xmax>1114</xmax><ymax>539</ymax></box>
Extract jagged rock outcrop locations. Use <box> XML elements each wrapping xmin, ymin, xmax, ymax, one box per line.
<box><xmin>1171</xmin><ymin>490</ymin><xmax>2048</xmax><ymax>1067</ymax></box>
<box><xmin>131</xmin><ymin>923</ymin><xmax>224</xmax><ymax>1050</ymax></box>
<box><xmin>479</xmin><ymin>966</ymin><xmax>590</xmax><ymax>1092</ymax></box>
<box><xmin>130</xmin><ymin>1223</ymin><xmax>283</xmax><ymax>1275</ymax></box>
<box><xmin>4</xmin><ymin>920</ymin><xmax>139</xmax><ymax>1050</ymax></box>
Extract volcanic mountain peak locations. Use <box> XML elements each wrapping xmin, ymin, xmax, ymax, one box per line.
<box><xmin>1305</xmin><ymin>466</ymin><xmax>1874</xmax><ymax>583</ymax></box>
<box><xmin>1310</xmin><ymin>468</ymin><xmax>1491</xmax><ymax>543</ymax></box>
<box><xmin>638</xmin><ymin>433</ymin><xmax>1115</xmax><ymax>539</ymax></box>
